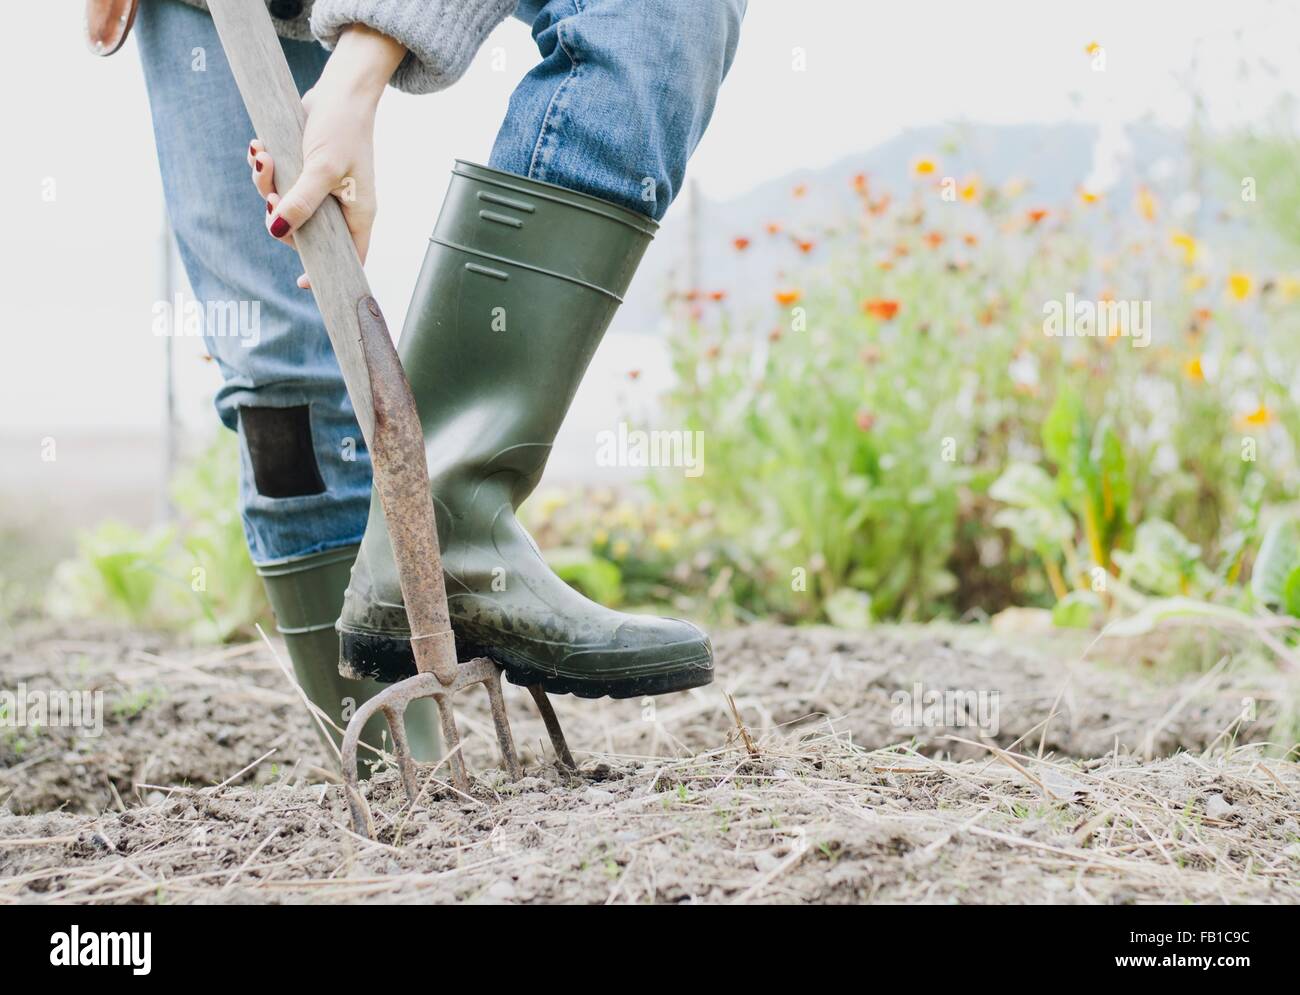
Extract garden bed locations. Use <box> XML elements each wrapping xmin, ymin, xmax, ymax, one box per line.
<box><xmin>2</xmin><ymin>621</ymin><xmax>1297</xmax><ymax>904</ymax></box>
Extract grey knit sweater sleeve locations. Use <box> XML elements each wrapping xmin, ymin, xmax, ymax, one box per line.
<box><xmin>309</xmin><ymin>0</ymin><xmax>517</xmax><ymax>94</ymax></box>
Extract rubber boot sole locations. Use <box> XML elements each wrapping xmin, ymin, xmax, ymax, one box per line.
<box><xmin>339</xmin><ymin>626</ymin><xmax>713</xmax><ymax>699</ymax></box>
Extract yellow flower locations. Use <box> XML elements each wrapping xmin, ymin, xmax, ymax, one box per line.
<box><xmin>914</xmin><ymin>158</ymin><xmax>936</xmax><ymax>175</ymax></box>
<box><xmin>1085</xmin><ymin>41</ymin><xmax>1101</xmax><ymax>55</ymax></box>
<box><xmin>1228</xmin><ymin>273</ymin><xmax>1252</xmax><ymax>300</ymax></box>
<box><xmin>1136</xmin><ymin>186</ymin><xmax>1157</xmax><ymax>221</ymax></box>
<box><xmin>1079</xmin><ymin>188</ymin><xmax>1100</xmax><ymax>205</ymax></box>
<box><xmin>959</xmin><ymin>178</ymin><xmax>979</xmax><ymax>201</ymax></box>
<box><xmin>1184</xmin><ymin>273</ymin><xmax>1208</xmax><ymax>292</ymax></box>
<box><xmin>1170</xmin><ymin>231</ymin><xmax>1199</xmax><ymax>264</ymax></box>
<box><xmin>1280</xmin><ymin>276</ymin><xmax>1300</xmax><ymax>300</ymax></box>
<box><xmin>611</xmin><ymin>539</ymin><xmax>631</xmax><ymax>559</ymax></box>
<box><xmin>1183</xmin><ymin>356</ymin><xmax>1204</xmax><ymax>382</ymax></box>
<box><xmin>1239</xmin><ymin>404</ymin><xmax>1273</xmax><ymax>428</ymax></box>
<box><xmin>651</xmin><ymin>529</ymin><xmax>678</xmax><ymax>552</ymax></box>
<box><xmin>537</xmin><ymin>489</ymin><xmax>567</xmax><ymax>518</ymax></box>
<box><xmin>593</xmin><ymin>528</ymin><xmax>609</xmax><ymax>545</ymax></box>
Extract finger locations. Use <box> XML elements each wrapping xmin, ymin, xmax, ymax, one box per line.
<box><xmin>343</xmin><ymin>206</ymin><xmax>373</xmax><ymax>265</ymax></box>
<box><xmin>263</xmin><ymin>191</ymin><xmax>286</xmax><ymax>243</ymax></box>
<box><xmin>250</xmin><ymin>148</ymin><xmax>276</xmax><ymax>200</ymax></box>
<box><xmin>268</xmin><ymin>159</ymin><xmax>338</xmax><ymax>243</ymax></box>
<box><xmin>296</xmin><ymin>273</ymin><xmax>312</xmax><ymax>290</ymax></box>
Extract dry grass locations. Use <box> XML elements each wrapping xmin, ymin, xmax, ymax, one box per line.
<box><xmin>1</xmin><ymin>621</ymin><xmax>1297</xmax><ymax>904</ymax></box>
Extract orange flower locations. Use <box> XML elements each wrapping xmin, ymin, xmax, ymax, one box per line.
<box><xmin>704</xmin><ymin>344</ymin><xmax>720</xmax><ymax>359</ymax></box>
<box><xmin>627</xmin><ymin>369</ymin><xmax>641</xmax><ymax>381</ymax></box>
<box><xmin>876</xmin><ymin>260</ymin><xmax>894</xmax><ymax>271</ymax></box>
<box><xmin>862</xmin><ymin>298</ymin><xmax>900</xmax><ymax>321</ymax></box>
<box><xmin>924</xmin><ymin>231</ymin><xmax>945</xmax><ymax>249</ymax></box>
<box><xmin>709</xmin><ymin>289</ymin><xmax>727</xmax><ymax>302</ymax></box>
<box><xmin>792</xmin><ymin>183</ymin><xmax>807</xmax><ymax>198</ymax></box>
<box><xmin>1027</xmin><ymin>208</ymin><xmax>1048</xmax><ymax>224</ymax></box>
<box><xmin>963</xmin><ymin>233</ymin><xmax>979</xmax><ymax>246</ymax></box>
<box><xmin>914</xmin><ymin>158</ymin><xmax>937</xmax><ymax>175</ymax></box>
<box><xmin>765</xmin><ymin>222</ymin><xmax>783</xmax><ymax>235</ymax></box>
<box><xmin>868</xmin><ymin>195</ymin><xmax>891</xmax><ymax>216</ymax></box>
<box><xmin>796</xmin><ymin>239</ymin><xmax>816</xmax><ymax>254</ymax></box>
<box><xmin>768</xmin><ymin>328</ymin><xmax>783</xmax><ymax>343</ymax></box>
<box><xmin>774</xmin><ymin>289</ymin><xmax>802</xmax><ymax>306</ymax></box>
<box><xmin>682</xmin><ymin>289</ymin><xmax>699</xmax><ymax>302</ymax></box>
<box><xmin>1184</xmin><ymin>356</ymin><xmax>1204</xmax><ymax>382</ymax></box>
<box><xmin>893</xmin><ymin>243</ymin><xmax>910</xmax><ymax>258</ymax></box>
<box><xmin>732</xmin><ymin>236</ymin><xmax>751</xmax><ymax>251</ymax></box>
<box><xmin>1194</xmin><ymin>307</ymin><xmax>1212</xmax><ymax>323</ymax></box>
<box><xmin>852</xmin><ymin>172</ymin><xmax>868</xmax><ymax>194</ymax></box>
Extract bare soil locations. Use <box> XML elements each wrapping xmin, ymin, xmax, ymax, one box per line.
<box><xmin>2</xmin><ymin>620</ymin><xmax>1297</xmax><ymax>904</ymax></box>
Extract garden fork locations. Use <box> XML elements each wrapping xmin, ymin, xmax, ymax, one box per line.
<box><xmin>208</xmin><ymin>0</ymin><xmax>574</xmax><ymax>840</ymax></box>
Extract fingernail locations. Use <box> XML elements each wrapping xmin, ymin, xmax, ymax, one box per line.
<box><xmin>270</xmin><ymin>216</ymin><xmax>290</xmax><ymax>238</ymax></box>
<box><xmin>248</xmin><ymin>144</ymin><xmax>255</xmax><ymax>157</ymax></box>
<box><xmin>255</xmin><ymin>159</ymin><xmax>263</xmax><ymax>173</ymax></box>
<box><xmin>266</xmin><ymin>201</ymin><xmax>273</xmax><ymax>214</ymax></box>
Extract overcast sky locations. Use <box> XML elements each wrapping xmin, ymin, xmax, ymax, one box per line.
<box><xmin>5</xmin><ymin>0</ymin><xmax>1300</xmax><ymax>436</ymax></box>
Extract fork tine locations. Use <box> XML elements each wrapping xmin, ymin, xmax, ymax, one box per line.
<box><xmin>485</xmin><ymin>668</ymin><xmax>523</xmax><ymax>780</ymax></box>
<box><xmin>527</xmin><ymin>684</ymin><xmax>577</xmax><ymax>772</ymax></box>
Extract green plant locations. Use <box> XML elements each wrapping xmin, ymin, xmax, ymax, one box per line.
<box><xmin>47</xmin><ymin>433</ymin><xmax>267</xmax><ymax>641</ymax></box>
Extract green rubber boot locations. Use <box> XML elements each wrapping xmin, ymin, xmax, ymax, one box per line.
<box><xmin>338</xmin><ymin>161</ymin><xmax>713</xmax><ymax>698</ymax></box>
<box><xmin>257</xmin><ymin>545</ymin><xmax>440</xmax><ymax>766</ymax></box>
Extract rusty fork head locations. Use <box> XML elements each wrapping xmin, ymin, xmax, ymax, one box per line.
<box><xmin>340</xmin><ymin>659</ymin><xmax>575</xmax><ymax>840</ymax></box>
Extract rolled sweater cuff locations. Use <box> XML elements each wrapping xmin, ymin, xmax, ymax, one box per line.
<box><xmin>310</xmin><ymin>0</ymin><xmax>515</xmax><ymax>94</ymax></box>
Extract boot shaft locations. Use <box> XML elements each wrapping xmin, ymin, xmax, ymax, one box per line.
<box><xmin>398</xmin><ymin>162</ymin><xmax>659</xmax><ymax>506</ymax></box>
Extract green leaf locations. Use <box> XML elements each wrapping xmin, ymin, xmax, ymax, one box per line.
<box><xmin>1251</xmin><ymin>518</ymin><xmax>1300</xmax><ymax>607</ymax></box>
<box><xmin>1105</xmin><ymin>597</ymin><xmax>1256</xmax><ymax>638</ymax></box>
<box><xmin>989</xmin><ymin>463</ymin><xmax>1074</xmax><ymax>553</ymax></box>
<box><xmin>545</xmin><ymin>548</ymin><xmax>624</xmax><ymax>607</ymax></box>
<box><xmin>1112</xmin><ymin>519</ymin><xmax>1205</xmax><ymax>597</ymax></box>
<box><xmin>824</xmin><ymin>588</ymin><xmax>873</xmax><ymax>628</ymax></box>
<box><xmin>1283</xmin><ymin>566</ymin><xmax>1300</xmax><ymax>618</ymax></box>
<box><xmin>1052</xmin><ymin>590</ymin><xmax>1101</xmax><ymax>628</ymax></box>
<box><xmin>1041</xmin><ymin>387</ymin><xmax>1088</xmax><ymax>501</ymax></box>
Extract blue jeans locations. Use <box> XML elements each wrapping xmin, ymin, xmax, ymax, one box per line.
<box><xmin>136</xmin><ymin>0</ymin><xmax>743</xmax><ymax>563</ymax></box>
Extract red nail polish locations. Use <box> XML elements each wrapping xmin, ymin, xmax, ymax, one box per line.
<box><xmin>255</xmin><ymin>160</ymin><xmax>263</xmax><ymax>173</ymax></box>
<box><xmin>248</xmin><ymin>144</ymin><xmax>255</xmax><ymax>157</ymax></box>
<box><xmin>266</xmin><ymin>201</ymin><xmax>272</xmax><ymax>214</ymax></box>
<box><xmin>270</xmin><ymin>216</ymin><xmax>290</xmax><ymax>238</ymax></box>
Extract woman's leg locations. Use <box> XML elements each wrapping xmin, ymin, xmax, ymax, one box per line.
<box><xmin>136</xmin><ymin>0</ymin><xmax>365</xmax><ymax>563</ymax></box>
<box><xmin>494</xmin><ymin>0</ymin><xmax>746</xmax><ymax>220</ymax></box>
<box><xmin>134</xmin><ymin>0</ymin><xmax>438</xmax><ymax>761</ymax></box>
<box><xmin>336</xmin><ymin>0</ymin><xmax>745</xmax><ymax>694</ymax></box>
